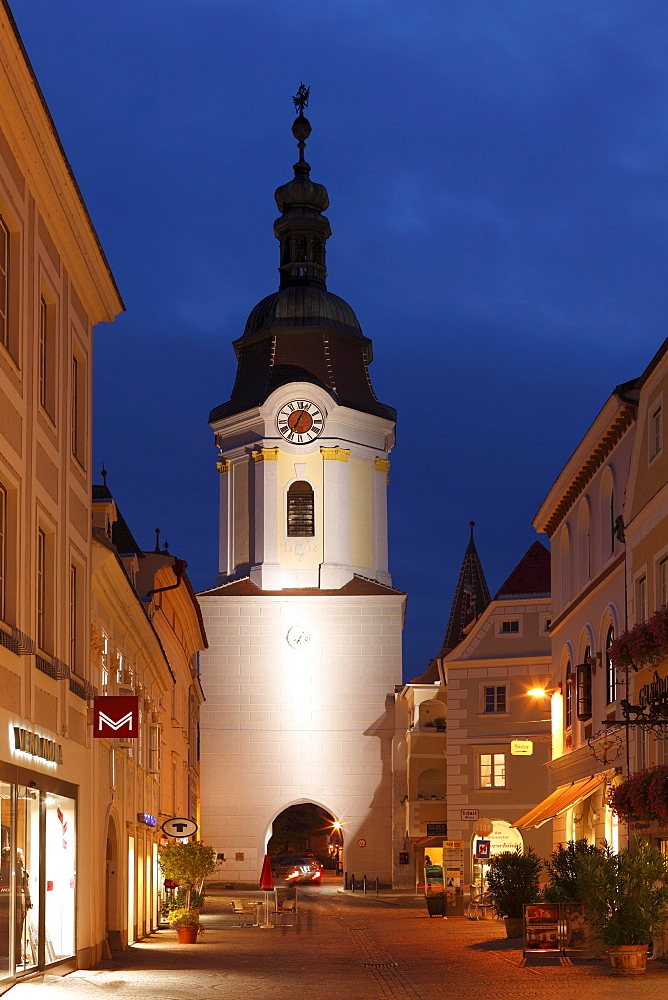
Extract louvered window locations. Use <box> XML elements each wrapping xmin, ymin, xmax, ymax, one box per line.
<box><xmin>287</xmin><ymin>481</ymin><xmax>314</xmax><ymax>537</ymax></box>
<box><xmin>576</xmin><ymin>648</ymin><xmax>592</xmax><ymax>721</ymax></box>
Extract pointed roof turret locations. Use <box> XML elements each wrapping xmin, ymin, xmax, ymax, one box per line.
<box><xmin>440</xmin><ymin>522</ymin><xmax>491</xmax><ymax>654</ymax></box>
<box><xmin>209</xmin><ymin>88</ymin><xmax>395</xmax><ymax>426</ymax></box>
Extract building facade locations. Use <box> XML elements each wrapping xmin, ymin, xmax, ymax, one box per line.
<box><xmin>198</xmin><ymin>103</ymin><xmax>405</xmax><ymax>886</ymax></box>
<box><xmin>0</xmin><ymin>2</ymin><xmax>123</xmax><ymax>988</ymax></box>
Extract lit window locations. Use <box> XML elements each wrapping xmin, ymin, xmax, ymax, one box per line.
<box><xmin>565</xmin><ymin>662</ymin><xmax>573</xmax><ymax>729</ymax></box>
<box><xmin>605</xmin><ymin>625</ymin><xmax>615</xmax><ymax>705</ymax></box>
<box><xmin>0</xmin><ymin>483</ymin><xmax>5</xmax><ymax>621</ymax></box>
<box><xmin>650</xmin><ymin>406</ymin><xmax>663</xmax><ymax>462</ymax></box>
<box><xmin>287</xmin><ymin>480</ymin><xmax>314</xmax><ymax>537</ymax></box>
<box><xmin>501</xmin><ymin>620</ymin><xmax>519</xmax><ymax>633</ymax></box>
<box><xmin>637</xmin><ymin>576</ymin><xmax>647</xmax><ymax>623</ymax></box>
<box><xmin>101</xmin><ymin>631</ymin><xmax>109</xmax><ymax>692</ymax></box>
<box><xmin>658</xmin><ymin>557</ymin><xmax>668</xmax><ymax>609</ymax></box>
<box><xmin>480</xmin><ymin>753</ymin><xmax>506</xmax><ymax>788</ymax></box>
<box><xmin>484</xmin><ymin>686</ymin><xmax>506</xmax><ymax>713</ymax></box>
<box><xmin>0</xmin><ymin>215</ymin><xmax>8</xmax><ymax>349</ymax></box>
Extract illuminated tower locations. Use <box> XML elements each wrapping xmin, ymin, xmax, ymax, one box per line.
<box><xmin>198</xmin><ymin>90</ymin><xmax>405</xmax><ymax>885</ymax></box>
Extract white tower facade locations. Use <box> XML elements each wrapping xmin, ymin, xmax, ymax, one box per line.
<box><xmin>198</xmin><ymin>102</ymin><xmax>404</xmax><ymax>885</ymax></box>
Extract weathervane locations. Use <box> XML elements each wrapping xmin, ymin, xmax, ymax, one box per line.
<box><xmin>293</xmin><ymin>83</ymin><xmax>310</xmax><ymax>117</ymax></box>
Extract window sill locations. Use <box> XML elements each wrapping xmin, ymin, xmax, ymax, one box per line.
<box><xmin>477</xmin><ymin>712</ymin><xmax>510</xmax><ymax>719</ymax></box>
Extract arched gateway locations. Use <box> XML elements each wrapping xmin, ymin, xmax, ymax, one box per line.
<box><xmin>197</xmin><ymin>97</ymin><xmax>405</xmax><ymax>887</ymax></box>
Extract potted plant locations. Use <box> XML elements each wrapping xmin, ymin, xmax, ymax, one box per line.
<box><xmin>608</xmin><ymin>766</ymin><xmax>668</xmax><ymax>826</ymax></box>
<box><xmin>425</xmin><ymin>889</ymin><xmax>448</xmax><ymax>917</ymax></box>
<box><xmin>485</xmin><ymin>847</ymin><xmax>541</xmax><ymax>937</ymax></box>
<box><xmin>167</xmin><ymin>907</ymin><xmax>204</xmax><ymax>944</ymax></box>
<box><xmin>158</xmin><ymin>841</ymin><xmax>218</xmax><ymax>910</ymax></box>
<box><xmin>577</xmin><ymin>837</ymin><xmax>668</xmax><ymax>975</ymax></box>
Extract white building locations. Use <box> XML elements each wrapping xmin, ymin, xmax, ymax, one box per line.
<box><xmin>198</xmin><ymin>103</ymin><xmax>405</xmax><ymax>885</ymax></box>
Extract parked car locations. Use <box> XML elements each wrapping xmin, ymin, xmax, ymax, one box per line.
<box><xmin>271</xmin><ymin>856</ymin><xmax>322</xmax><ymax>884</ymax></box>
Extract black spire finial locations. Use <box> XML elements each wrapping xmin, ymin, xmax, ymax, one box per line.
<box><xmin>292</xmin><ymin>82</ymin><xmax>310</xmax><ymax>117</ymax></box>
<box><xmin>469</xmin><ymin>520</ymin><xmax>475</xmax><ymax>541</ymax></box>
<box><xmin>154</xmin><ymin>528</ymin><xmax>161</xmax><ymax>554</ymax></box>
<box><xmin>101</xmin><ymin>463</ymin><xmax>108</xmax><ymax>487</ymax></box>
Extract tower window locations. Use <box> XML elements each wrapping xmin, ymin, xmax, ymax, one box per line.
<box><xmin>287</xmin><ymin>481</ymin><xmax>314</xmax><ymax>537</ymax></box>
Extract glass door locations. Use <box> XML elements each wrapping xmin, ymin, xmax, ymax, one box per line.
<box><xmin>15</xmin><ymin>785</ymin><xmax>39</xmax><ymax>972</ymax></box>
<box><xmin>0</xmin><ymin>781</ymin><xmax>11</xmax><ymax>980</ymax></box>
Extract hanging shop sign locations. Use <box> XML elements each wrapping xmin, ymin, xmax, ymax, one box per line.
<box><xmin>161</xmin><ymin>816</ymin><xmax>198</xmax><ymax>838</ymax></box>
<box><xmin>511</xmin><ymin>740</ymin><xmax>534</xmax><ymax>756</ymax></box>
<box><xmin>426</xmin><ymin>822</ymin><xmax>447</xmax><ymax>836</ymax></box>
<box><xmin>638</xmin><ymin>671</ymin><xmax>668</xmax><ymax>711</ymax></box>
<box><xmin>93</xmin><ymin>696</ymin><xmax>139</xmax><ymax>738</ymax></box>
<box><xmin>13</xmin><ymin>727</ymin><xmax>63</xmax><ymax>764</ymax></box>
<box><xmin>138</xmin><ymin>813</ymin><xmax>157</xmax><ymax>827</ymax></box>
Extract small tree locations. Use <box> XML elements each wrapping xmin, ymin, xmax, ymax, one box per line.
<box><xmin>543</xmin><ymin>839</ymin><xmax>606</xmax><ymax>903</ymax></box>
<box><xmin>485</xmin><ymin>847</ymin><xmax>541</xmax><ymax>919</ymax></box>
<box><xmin>158</xmin><ymin>842</ymin><xmax>217</xmax><ymax>909</ymax></box>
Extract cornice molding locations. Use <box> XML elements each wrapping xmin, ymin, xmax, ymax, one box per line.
<box><xmin>542</xmin><ymin>408</ymin><xmax>634</xmax><ymax>538</ymax></box>
<box><xmin>321</xmin><ymin>446</ymin><xmax>350</xmax><ymax>462</ymax></box>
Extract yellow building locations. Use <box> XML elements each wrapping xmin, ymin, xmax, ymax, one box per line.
<box><xmin>0</xmin><ymin>0</ymin><xmax>123</xmax><ymax>987</ymax></box>
<box><xmin>92</xmin><ymin>486</ymin><xmax>206</xmax><ymax>951</ymax></box>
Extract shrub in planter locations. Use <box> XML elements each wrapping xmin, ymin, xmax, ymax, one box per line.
<box><xmin>167</xmin><ymin>907</ymin><xmax>204</xmax><ymax>943</ymax></box>
<box><xmin>158</xmin><ymin>842</ymin><xmax>217</xmax><ymax>909</ymax></box>
<box><xmin>485</xmin><ymin>848</ymin><xmax>541</xmax><ymax>936</ymax></box>
<box><xmin>577</xmin><ymin>837</ymin><xmax>668</xmax><ymax>974</ymax></box>
<box><xmin>543</xmin><ymin>839</ymin><xmax>606</xmax><ymax>903</ymax></box>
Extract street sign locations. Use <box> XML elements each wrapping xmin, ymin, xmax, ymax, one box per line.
<box><xmin>461</xmin><ymin>808</ymin><xmax>479</xmax><ymax>821</ymax></box>
<box><xmin>93</xmin><ymin>696</ymin><xmax>138</xmax><ymax>738</ymax></box>
<box><xmin>356</xmin><ymin>838</ymin><xmax>367</xmax><ymax>848</ymax></box>
<box><xmin>511</xmin><ymin>739</ymin><xmax>534</xmax><ymax>756</ymax></box>
<box><xmin>426</xmin><ymin>822</ymin><xmax>447</xmax><ymax>836</ymax></box>
<box><xmin>475</xmin><ymin>839</ymin><xmax>491</xmax><ymax>859</ymax></box>
<box><xmin>473</xmin><ymin>818</ymin><xmax>494</xmax><ymax>837</ymax></box>
<box><xmin>161</xmin><ymin>817</ymin><xmax>198</xmax><ymax>838</ymax></box>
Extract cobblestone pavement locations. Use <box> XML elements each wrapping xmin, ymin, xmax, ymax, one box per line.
<box><xmin>9</xmin><ymin>880</ymin><xmax>668</xmax><ymax>999</ymax></box>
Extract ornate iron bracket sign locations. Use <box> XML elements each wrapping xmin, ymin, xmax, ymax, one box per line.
<box><xmin>588</xmin><ymin>726</ymin><xmax>624</xmax><ymax>764</ymax></box>
<box><xmin>603</xmin><ymin>669</ymin><xmax>668</xmax><ymax>737</ymax></box>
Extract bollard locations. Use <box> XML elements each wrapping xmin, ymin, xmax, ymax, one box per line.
<box><xmin>363</xmin><ymin>874</ymin><xmax>367</xmax><ymax>895</ymax></box>
<box><xmin>351</xmin><ymin>873</ymin><xmax>356</xmax><ymax>893</ymax></box>
<box><xmin>344</xmin><ymin>872</ymin><xmax>349</xmax><ymax>891</ymax></box>
<box><xmin>375</xmin><ymin>877</ymin><xmax>379</xmax><ymax>897</ymax></box>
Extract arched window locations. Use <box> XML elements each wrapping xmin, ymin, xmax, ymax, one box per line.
<box><xmin>565</xmin><ymin>662</ymin><xmax>573</xmax><ymax>730</ymax></box>
<box><xmin>417</xmin><ymin>767</ymin><xmax>446</xmax><ymax>799</ymax></box>
<box><xmin>576</xmin><ymin>644</ymin><xmax>592</xmax><ymax>721</ymax></box>
<box><xmin>287</xmin><ymin>481</ymin><xmax>314</xmax><ymax>537</ymax></box>
<box><xmin>605</xmin><ymin>624</ymin><xmax>616</xmax><ymax>705</ymax></box>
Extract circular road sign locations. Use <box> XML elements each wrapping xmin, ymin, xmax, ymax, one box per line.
<box><xmin>357</xmin><ymin>838</ymin><xmax>367</xmax><ymax>848</ymax></box>
<box><xmin>162</xmin><ymin>817</ymin><xmax>198</xmax><ymax>838</ymax></box>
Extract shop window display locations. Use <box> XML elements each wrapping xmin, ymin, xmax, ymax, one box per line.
<box><xmin>45</xmin><ymin>794</ymin><xmax>76</xmax><ymax>961</ymax></box>
<box><xmin>15</xmin><ymin>785</ymin><xmax>39</xmax><ymax>972</ymax></box>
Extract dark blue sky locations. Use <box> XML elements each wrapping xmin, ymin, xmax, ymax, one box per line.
<box><xmin>12</xmin><ymin>1</ymin><xmax>668</xmax><ymax>679</ymax></box>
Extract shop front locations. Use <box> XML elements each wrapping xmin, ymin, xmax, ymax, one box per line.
<box><xmin>0</xmin><ymin>749</ymin><xmax>77</xmax><ymax>990</ymax></box>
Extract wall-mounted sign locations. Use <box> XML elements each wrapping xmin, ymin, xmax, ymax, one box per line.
<box><xmin>511</xmin><ymin>740</ymin><xmax>534</xmax><ymax>756</ymax></box>
<box><xmin>93</xmin><ymin>696</ymin><xmax>139</xmax><ymax>738</ymax></box>
<box><xmin>161</xmin><ymin>817</ymin><xmax>198</xmax><ymax>838</ymax></box>
<box><xmin>461</xmin><ymin>808</ymin><xmax>479</xmax><ymax>821</ymax></box>
<box><xmin>138</xmin><ymin>813</ymin><xmax>157</xmax><ymax>827</ymax></box>
<box><xmin>426</xmin><ymin>822</ymin><xmax>447</xmax><ymax>836</ymax></box>
<box><xmin>13</xmin><ymin>727</ymin><xmax>62</xmax><ymax>764</ymax></box>
<box><xmin>398</xmin><ymin>851</ymin><xmax>410</xmax><ymax>865</ymax></box>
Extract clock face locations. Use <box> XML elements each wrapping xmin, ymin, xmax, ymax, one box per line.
<box><xmin>276</xmin><ymin>400</ymin><xmax>325</xmax><ymax>444</ymax></box>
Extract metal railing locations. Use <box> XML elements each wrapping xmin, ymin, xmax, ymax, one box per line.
<box><xmin>344</xmin><ymin>873</ymin><xmax>379</xmax><ymax>896</ymax></box>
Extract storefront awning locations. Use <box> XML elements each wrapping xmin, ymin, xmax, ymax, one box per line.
<box><xmin>512</xmin><ymin>773</ymin><xmax>608</xmax><ymax>830</ymax></box>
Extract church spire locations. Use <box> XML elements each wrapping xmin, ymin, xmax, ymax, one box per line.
<box><xmin>273</xmin><ymin>85</ymin><xmax>331</xmax><ymax>289</ymax></box>
<box><xmin>440</xmin><ymin>522</ymin><xmax>491</xmax><ymax>654</ymax></box>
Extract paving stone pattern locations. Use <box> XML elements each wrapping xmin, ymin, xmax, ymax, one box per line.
<box><xmin>9</xmin><ymin>882</ymin><xmax>668</xmax><ymax>1000</ymax></box>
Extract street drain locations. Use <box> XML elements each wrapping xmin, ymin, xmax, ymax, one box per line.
<box><xmin>363</xmin><ymin>962</ymin><xmax>398</xmax><ymax>968</ymax></box>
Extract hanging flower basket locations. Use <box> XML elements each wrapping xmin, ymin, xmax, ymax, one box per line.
<box><xmin>610</xmin><ymin>604</ymin><xmax>668</xmax><ymax>670</ymax></box>
<box><xmin>609</xmin><ymin>766</ymin><xmax>668</xmax><ymax>825</ymax></box>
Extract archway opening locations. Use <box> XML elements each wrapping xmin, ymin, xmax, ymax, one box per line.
<box><xmin>268</xmin><ymin>803</ymin><xmax>342</xmax><ymax>876</ymax></box>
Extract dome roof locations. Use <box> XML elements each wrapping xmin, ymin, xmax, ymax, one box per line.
<box><xmin>243</xmin><ymin>284</ymin><xmax>363</xmax><ymax>339</ymax></box>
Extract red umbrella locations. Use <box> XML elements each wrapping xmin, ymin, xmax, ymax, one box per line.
<box><xmin>260</xmin><ymin>855</ymin><xmax>274</xmax><ymax>891</ymax></box>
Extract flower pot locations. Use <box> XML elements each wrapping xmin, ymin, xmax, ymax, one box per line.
<box><xmin>426</xmin><ymin>896</ymin><xmax>446</xmax><ymax>917</ymax></box>
<box><xmin>504</xmin><ymin>917</ymin><xmax>524</xmax><ymax>939</ymax></box>
<box><xmin>608</xmin><ymin>945</ymin><xmax>647</xmax><ymax>976</ymax></box>
<box><xmin>176</xmin><ymin>925</ymin><xmax>199</xmax><ymax>944</ymax></box>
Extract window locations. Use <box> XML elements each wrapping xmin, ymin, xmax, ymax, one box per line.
<box><xmin>576</xmin><ymin>648</ymin><xmax>592</xmax><ymax>721</ymax></box>
<box><xmin>37</xmin><ymin>528</ymin><xmax>47</xmax><ymax>651</ymax></box>
<box><xmin>0</xmin><ymin>483</ymin><xmax>5</xmax><ymax>621</ymax></box>
<box><xmin>148</xmin><ymin>725</ymin><xmax>160</xmax><ymax>772</ymax></box>
<box><xmin>69</xmin><ymin>564</ymin><xmax>77</xmax><ymax>671</ymax></box>
<box><xmin>565</xmin><ymin>662</ymin><xmax>573</xmax><ymax>729</ymax></box>
<box><xmin>70</xmin><ymin>353</ymin><xmax>86</xmax><ymax>463</ymax></box>
<box><xmin>0</xmin><ymin>215</ymin><xmax>8</xmax><ymax>349</ymax></box>
<box><xmin>101</xmin><ymin>631</ymin><xmax>109</xmax><ymax>692</ymax></box>
<box><xmin>501</xmin><ymin>620</ymin><xmax>519</xmax><ymax>634</ymax></box>
<box><xmin>484</xmin><ymin>686</ymin><xmax>506</xmax><ymax>713</ymax></box>
<box><xmin>287</xmin><ymin>480</ymin><xmax>314</xmax><ymax>537</ymax></box>
<box><xmin>39</xmin><ymin>297</ymin><xmax>47</xmax><ymax>410</ymax></box>
<box><xmin>480</xmin><ymin>753</ymin><xmax>506</xmax><ymax>788</ymax></box>
<box><xmin>658</xmin><ymin>557</ymin><xmax>668</xmax><ymax>609</ymax></box>
<box><xmin>650</xmin><ymin>406</ymin><xmax>663</xmax><ymax>462</ymax></box>
<box><xmin>637</xmin><ymin>576</ymin><xmax>647</xmax><ymax>623</ymax></box>
<box><xmin>605</xmin><ymin>625</ymin><xmax>616</xmax><ymax>705</ymax></box>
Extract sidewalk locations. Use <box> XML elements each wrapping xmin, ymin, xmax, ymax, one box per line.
<box><xmin>7</xmin><ymin>886</ymin><xmax>668</xmax><ymax>1000</ymax></box>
